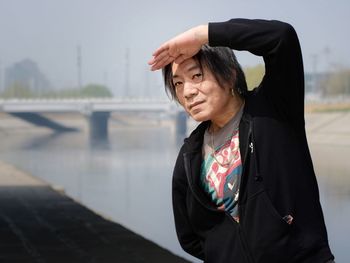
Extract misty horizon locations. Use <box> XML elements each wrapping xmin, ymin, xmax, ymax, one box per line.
<box><xmin>0</xmin><ymin>0</ymin><xmax>349</xmax><ymax>97</ymax></box>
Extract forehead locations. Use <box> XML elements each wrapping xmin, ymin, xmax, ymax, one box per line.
<box><xmin>171</xmin><ymin>58</ymin><xmax>200</xmax><ymax>77</ymax></box>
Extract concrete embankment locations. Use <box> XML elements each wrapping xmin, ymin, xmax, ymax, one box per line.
<box><xmin>0</xmin><ymin>160</ymin><xmax>189</xmax><ymax>263</ymax></box>
<box><xmin>305</xmin><ymin>112</ymin><xmax>350</xmax><ymax>194</ymax></box>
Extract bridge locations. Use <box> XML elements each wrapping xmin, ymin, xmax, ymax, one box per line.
<box><xmin>0</xmin><ymin>98</ymin><xmax>188</xmax><ymax>142</ymax></box>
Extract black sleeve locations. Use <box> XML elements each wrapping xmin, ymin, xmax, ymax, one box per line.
<box><xmin>172</xmin><ymin>146</ymin><xmax>204</xmax><ymax>260</ymax></box>
<box><xmin>209</xmin><ymin>19</ymin><xmax>305</xmax><ymax>126</ymax></box>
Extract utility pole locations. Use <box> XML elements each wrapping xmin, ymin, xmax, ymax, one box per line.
<box><xmin>323</xmin><ymin>46</ymin><xmax>331</xmax><ymax>73</ymax></box>
<box><xmin>145</xmin><ymin>66</ymin><xmax>150</xmax><ymax>98</ymax></box>
<box><xmin>0</xmin><ymin>59</ymin><xmax>2</xmax><ymax>93</ymax></box>
<box><xmin>77</xmin><ymin>45</ymin><xmax>82</xmax><ymax>89</ymax></box>
<box><xmin>311</xmin><ymin>54</ymin><xmax>318</xmax><ymax>93</ymax></box>
<box><xmin>124</xmin><ymin>48</ymin><xmax>130</xmax><ymax>98</ymax></box>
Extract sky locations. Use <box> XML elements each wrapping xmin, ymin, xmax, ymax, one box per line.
<box><xmin>0</xmin><ymin>0</ymin><xmax>349</xmax><ymax>97</ymax></box>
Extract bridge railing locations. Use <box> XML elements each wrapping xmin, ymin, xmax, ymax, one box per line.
<box><xmin>0</xmin><ymin>98</ymin><xmax>181</xmax><ymax>115</ymax></box>
<box><xmin>0</xmin><ymin>98</ymin><xmax>188</xmax><ymax>143</ymax></box>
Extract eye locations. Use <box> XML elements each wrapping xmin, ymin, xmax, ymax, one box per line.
<box><xmin>173</xmin><ymin>81</ymin><xmax>183</xmax><ymax>87</ymax></box>
<box><xmin>192</xmin><ymin>73</ymin><xmax>203</xmax><ymax>81</ymax></box>
<box><xmin>193</xmin><ymin>73</ymin><xmax>202</xmax><ymax>79</ymax></box>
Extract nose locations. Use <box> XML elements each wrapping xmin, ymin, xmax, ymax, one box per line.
<box><xmin>183</xmin><ymin>82</ymin><xmax>199</xmax><ymax>100</ymax></box>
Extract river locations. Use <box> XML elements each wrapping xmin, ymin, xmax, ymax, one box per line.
<box><xmin>0</xmin><ymin>112</ymin><xmax>349</xmax><ymax>262</ymax></box>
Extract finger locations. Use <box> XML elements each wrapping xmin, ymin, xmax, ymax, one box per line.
<box><xmin>151</xmin><ymin>60</ymin><xmax>171</xmax><ymax>71</ymax></box>
<box><xmin>174</xmin><ymin>54</ymin><xmax>188</xmax><ymax>65</ymax></box>
<box><xmin>152</xmin><ymin>42</ymin><xmax>170</xmax><ymax>57</ymax></box>
<box><xmin>151</xmin><ymin>55</ymin><xmax>172</xmax><ymax>71</ymax></box>
<box><xmin>148</xmin><ymin>55</ymin><xmax>160</xmax><ymax>66</ymax></box>
<box><xmin>148</xmin><ymin>50</ymin><xmax>169</xmax><ymax>65</ymax></box>
<box><xmin>148</xmin><ymin>57</ymin><xmax>155</xmax><ymax>66</ymax></box>
<box><xmin>153</xmin><ymin>53</ymin><xmax>172</xmax><ymax>68</ymax></box>
<box><xmin>151</xmin><ymin>56</ymin><xmax>174</xmax><ymax>71</ymax></box>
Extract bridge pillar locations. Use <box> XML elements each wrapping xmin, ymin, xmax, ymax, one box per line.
<box><xmin>88</xmin><ymin>111</ymin><xmax>110</xmax><ymax>142</ymax></box>
<box><xmin>175</xmin><ymin>111</ymin><xmax>187</xmax><ymax>142</ymax></box>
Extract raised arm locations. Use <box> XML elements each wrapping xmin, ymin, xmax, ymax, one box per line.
<box><xmin>149</xmin><ymin>19</ymin><xmax>305</xmax><ymax>124</ymax></box>
<box><xmin>148</xmin><ymin>25</ymin><xmax>208</xmax><ymax>71</ymax></box>
<box><xmin>209</xmin><ymin>19</ymin><xmax>305</xmax><ymax>124</ymax></box>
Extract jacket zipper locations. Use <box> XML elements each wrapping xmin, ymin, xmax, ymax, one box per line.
<box><xmin>237</xmin><ymin>119</ymin><xmax>255</xmax><ymax>263</ymax></box>
<box><xmin>183</xmin><ymin>117</ymin><xmax>255</xmax><ymax>263</ymax></box>
<box><xmin>184</xmin><ymin>117</ymin><xmax>253</xmax><ymax>213</ymax></box>
<box><xmin>238</xmin><ymin>117</ymin><xmax>252</xmax><ymax>207</ymax></box>
<box><xmin>183</xmin><ymin>158</ymin><xmax>223</xmax><ymax>214</ymax></box>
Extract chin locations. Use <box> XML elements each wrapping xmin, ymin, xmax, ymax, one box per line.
<box><xmin>190</xmin><ymin>112</ymin><xmax>210</xmax><ymax>122</ymax></box>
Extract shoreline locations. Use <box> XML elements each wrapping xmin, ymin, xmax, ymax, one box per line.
<box><xmin>0</xmin><ymin>160</ymin><xmax>190</xmax><ymax>263</ymax></box>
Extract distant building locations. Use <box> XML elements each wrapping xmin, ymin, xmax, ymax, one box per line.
<box><xmin>4</xmin><ymin>59</ymin><xmax>51</xmax><ymax>93</ymax></box>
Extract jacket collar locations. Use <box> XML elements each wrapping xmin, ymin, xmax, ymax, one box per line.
<box><xmin>181</xmin><ymin>116</ymin><xmax>252</xmax><ymax>211</ymax></box>
<box><xmin>183</xmin><ymin>121</ymin><xmax>209</xmax><ymax>154</ymax></box>
<box><xmin>182</xmin><ymin>95</ymin><xmax>253</xmax><ymax>155</ymax></box>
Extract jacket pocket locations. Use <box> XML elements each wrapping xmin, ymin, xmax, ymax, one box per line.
<box><xmin>241</xmin><ymin>190</ymin><xmax>301</xmax><ymax>263</ymax></box>
<box><xmin>203</xmin><ymin>217</ymin><xmax>250</xmax><ymax>263</ymax></box>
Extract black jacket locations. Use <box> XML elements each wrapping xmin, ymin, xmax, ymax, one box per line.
<box><xmin>172</xmin><ymin>19</ymin><xmax>334</xmax><ymax>263</ymax></box>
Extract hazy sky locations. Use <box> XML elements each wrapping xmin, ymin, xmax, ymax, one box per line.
<box><xmin>0</xmin><ymin>0</ymin><xmax>349</xmax><ymax>96</ymax></box>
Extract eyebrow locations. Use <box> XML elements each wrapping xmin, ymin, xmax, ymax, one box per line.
<box><xmin>172</xmin><ymin>64</ymin><xmax>201</xmax><ymax>79</ymax></box>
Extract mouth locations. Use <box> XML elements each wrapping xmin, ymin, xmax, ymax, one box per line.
<box><xmin>189</xmin><ymin>101</ymin><xmax>204</xmax><ymax>111</ymax></box>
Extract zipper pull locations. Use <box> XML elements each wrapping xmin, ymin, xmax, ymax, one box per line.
<box><xmin>249</xmin><ymin>142</ymin><xmax>254</xmax><ymax>153</ymax></box>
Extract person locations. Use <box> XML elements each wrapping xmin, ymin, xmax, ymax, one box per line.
<box><xmin>148</xmin><ymin>19</ymin><xmax>334</xmax><ymax>263</ymax></box>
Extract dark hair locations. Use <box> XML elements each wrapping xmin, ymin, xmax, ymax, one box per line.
<box><xmin>162</xmin><ymin>45</ymin><xmax>247</xmax><ymax>102</ymax></box>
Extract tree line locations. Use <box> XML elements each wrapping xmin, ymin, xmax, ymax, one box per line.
<box><xmin>1</xmin><ymin>65</ymin><xmax>349</xmax><ymax>99</ymax></box>
<box><xmin>244</xmin><ymin>64</ymin><xmax>350</xmax><ymax>97</ymax></box>
<box><xmin>0</xmin><ymin>83</ymin><xmax>112</xmax><ymax>99</ymax></box>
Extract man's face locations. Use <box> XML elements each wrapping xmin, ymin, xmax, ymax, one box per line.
<box><xmin>171</xmin><ymin>58</ymin><xmax>234</xmax><ymax>122</ymax></box>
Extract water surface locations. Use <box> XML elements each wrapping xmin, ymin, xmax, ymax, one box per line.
<box><xmin>0</xmin><ymin>113</ymin><xmax>348</xmax><ymax>262</ymax></box>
